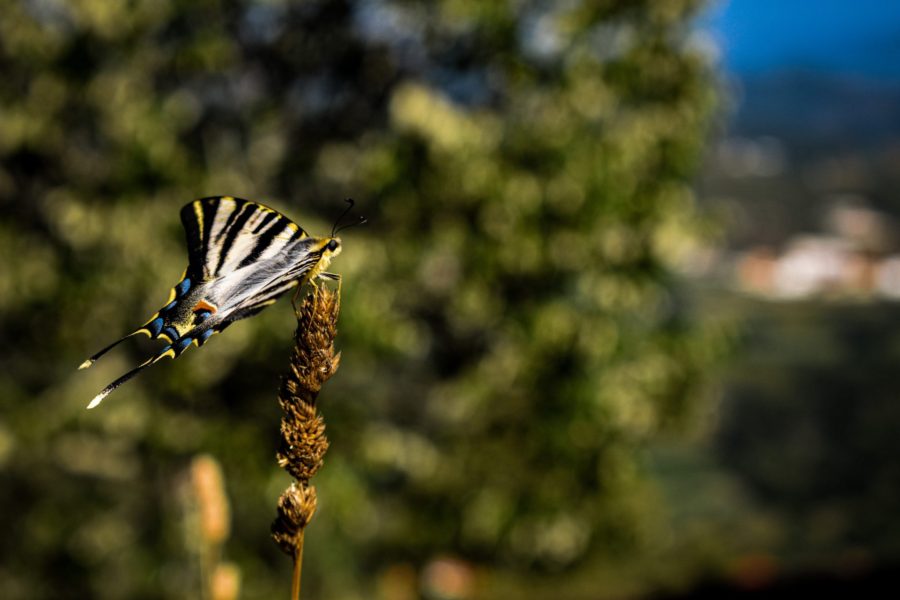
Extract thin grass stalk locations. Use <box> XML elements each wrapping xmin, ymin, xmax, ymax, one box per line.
<box><xmin>271</xmin><ymin>285</ymin><xmax>340</xmax><ymax>599</ymax></box>
<box><xmin>291</xmin><ymin>531</ymin><xmax>304</xmax><ymax>599</ymax></box>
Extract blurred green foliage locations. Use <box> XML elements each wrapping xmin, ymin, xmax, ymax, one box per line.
<box><xmin>0</xmin><ymin>0</ymin><xmax>725</xmax><ymax>598</ymax></box>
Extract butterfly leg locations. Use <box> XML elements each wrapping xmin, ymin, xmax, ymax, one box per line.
<box><xmin>291</xmin><ymin>279</ymin><xmax>305</xmax><ymax>312</ymax></box>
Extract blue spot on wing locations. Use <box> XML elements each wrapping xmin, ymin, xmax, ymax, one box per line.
<box><xmin>176</xmin><ymin>278</ymin><xmax>191</xmax><ymax>297</ymax></box>
<box><xmin>147</xmin><ymin>317</ymin><xmax>164</xmax><ymax>337</ymax></box>
<box><xmin>163</xmin><ymin>300</ymin><xmax>177</xmax><ymax>311</ymax></box>
<box><xmin>176</xmin><ymin>337</ymin><xmax>193</xmax><ymax>352</ymax></box>
<box><xmin>162</xmin><ymin>326</ymin><xmax>179</xmax><ymax>341</ymax></box>
<box><xmin>200</xmin><ymin>329</ymin><xmax>214</xmax><ymax>341</ymax></box>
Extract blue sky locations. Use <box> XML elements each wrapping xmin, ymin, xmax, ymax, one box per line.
<box><xmin>706</xmin><ymin>0</ymin><xmax>900</xmax><ymax>79</ymax></box>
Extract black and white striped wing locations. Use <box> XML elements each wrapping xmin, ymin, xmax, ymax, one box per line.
<box><xmin>181</xmin><ymin>196</ymin><xmax>308</xmax><ymax>282</ymax></box>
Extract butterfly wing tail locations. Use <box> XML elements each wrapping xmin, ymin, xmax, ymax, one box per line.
<box><xmin>78</xmin><ymin>291</ymin><xmax>193</xmax><ymax>370</ymax></box>
<box><xmin>86</xmin><ymin>345</ymin><xmax>177</xmax><ymax>409</ymax></box>
<box><xmin>79</xmin><ymin>329</ymin><xmax>151</xmax><ymax>370</ymax></box>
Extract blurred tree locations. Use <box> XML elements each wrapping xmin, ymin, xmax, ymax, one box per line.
<box><xmin>0</xmin><ymin>0</ymin><xmax>718</xmax><ymax>597</ymax></box>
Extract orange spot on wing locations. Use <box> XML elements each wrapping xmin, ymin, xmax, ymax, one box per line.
<box><xmin>192</xmin><ymin>299</ymin><xmax>218</xmax><ymax>314</ymax></box>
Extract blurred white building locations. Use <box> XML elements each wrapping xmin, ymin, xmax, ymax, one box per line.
<box><xmin>733</xmin><ymin>202</ymin><xmax>900</xmax><ymax>300</ymax></box>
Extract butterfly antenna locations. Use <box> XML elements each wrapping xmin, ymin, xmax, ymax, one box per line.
<box><xmin>331</xmin><ymin>198</ymin><xmax>366</xmax><ymax>237</ymax></box>
<box><xmin>334</xmin><ymin>215</ymin><xmax>367</xmax><ymax>235</ymax></box>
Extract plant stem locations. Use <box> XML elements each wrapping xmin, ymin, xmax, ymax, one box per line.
<box><xmin>291</xmin><ymin>530</ymin><xmax>305</xmax><ymax>600</ymax></box>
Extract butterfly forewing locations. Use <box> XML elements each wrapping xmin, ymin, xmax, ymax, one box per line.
<box><xmin>181</xmin><ymin>197</ymin><xmax>308</xmax><ymax>281</ymax></box>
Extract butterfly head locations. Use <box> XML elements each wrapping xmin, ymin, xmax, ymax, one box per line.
<box><xmin>300</xmin><ymin>236</ymin><xmax>343</xmax><ymax>285</ymax></box>
<box><xmin>319</xmin><ymin>237</ymin><xmax>342</xmax><ymax>260</ymax></box>
<box><xmin>325</xmin><ymin>238</ymin><xmax>341</xmax><ymax>254</ymax></box>
<box><xmin>303</xmin><ymin>198</ymin><xmax>365</xmax><ymax>283</ymax></box>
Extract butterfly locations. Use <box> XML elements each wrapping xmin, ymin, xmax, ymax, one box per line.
<box><xmin>80</xmin><ymin>196</ymin><xmax>362</xmax><ymax>409</ymax></box>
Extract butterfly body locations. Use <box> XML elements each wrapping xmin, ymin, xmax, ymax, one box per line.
<box><xmin>81</xmin><ymin>196</ymin><xmax>343</xmax><ymax>408</ymax></box>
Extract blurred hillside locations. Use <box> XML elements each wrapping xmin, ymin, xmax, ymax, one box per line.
<box><xmin>704</xmin><ymin>72</ymin><xmax>900</xmax><ymax>249</ymax></box>
<box><xmin>686</xmin><ymin>60</ymin><xmax>900</xmax><ymax>594</ymax></box>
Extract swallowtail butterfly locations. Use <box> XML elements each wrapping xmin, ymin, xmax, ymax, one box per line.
<box><xmin>80</xmin><ymin>196</ymin><xmax>358</xmax><ymax>409</ymax></box>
